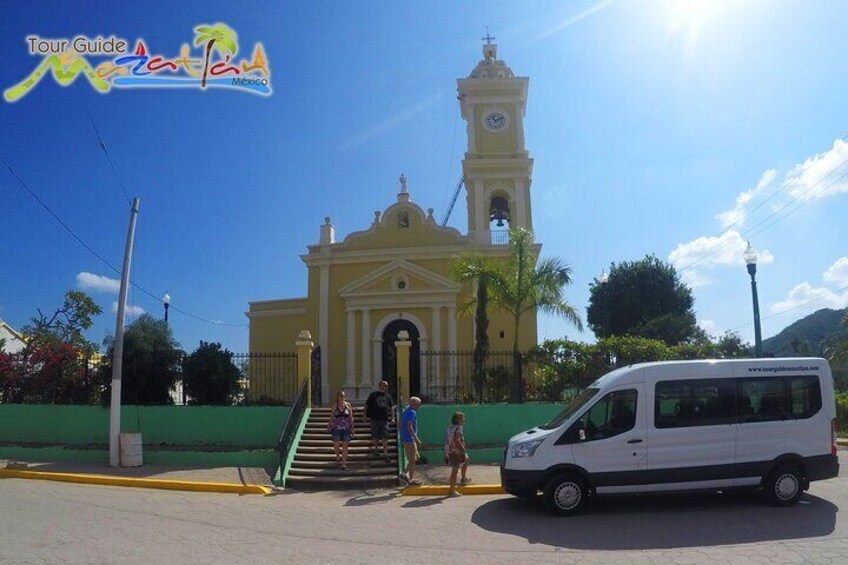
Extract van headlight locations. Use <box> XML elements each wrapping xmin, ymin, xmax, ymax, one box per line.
<box><xmin>510</xmin><ymin>439</ymin><xmax>544</xmax><ymax>458</ymax></box>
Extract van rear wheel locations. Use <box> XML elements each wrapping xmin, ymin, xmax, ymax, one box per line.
<box><xmin>543</xmin><ymin>473</ymin><xmax>588</xmax><ymax>516</ymax></box>
<box><xmin>764</xmin><ymin>464</ymin><xmax>804</xmax><ymax>507</ymax></box>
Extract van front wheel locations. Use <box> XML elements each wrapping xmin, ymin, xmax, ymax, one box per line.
<box><xmin>543</xmin><ymin>473</ymin><xmax>588</xmax><ymax>516</ymax></box>
<box><xmin>764</xmin><ymin>464</ymin><xmax>804</xmax><ymax>507</ymax></box>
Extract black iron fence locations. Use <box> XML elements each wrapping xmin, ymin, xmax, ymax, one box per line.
<box><xmin>419</xmin><ymin>350</ymin><xmax>559</xmax><ymax>404</ymax></box>
<box><xmin>0</xmin><ymin>351</ymin><xmax>298</xmax><ymax>406</ymax></box>
<box><xmin>230</xmin><ymin>352</ymin><xmax>298</xmax><ymax>406</ymax></box>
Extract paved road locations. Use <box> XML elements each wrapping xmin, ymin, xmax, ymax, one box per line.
<box><xmin>1</xmin><ymin>451</ymin><xmax>846</xmax><ymax>564</ymax></box>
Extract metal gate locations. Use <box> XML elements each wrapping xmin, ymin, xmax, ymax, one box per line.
<box><xmin>310</xmin><ymin>346</ymin><xmax>322</xmax><ymax>406</ymax></box>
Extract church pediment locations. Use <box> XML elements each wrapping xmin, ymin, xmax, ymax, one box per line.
<box><xmin>340</xmin><ymin>193</ymin><xmax>466</xmax><ymax>252</ymax></box>
<box><xmin>339</xmin><ymin>259</ymin><xmax>460</xmax><ymax>298</ymax></box>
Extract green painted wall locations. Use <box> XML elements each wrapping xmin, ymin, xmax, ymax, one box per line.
<box><xmin>415</xmin><ymin>404</ymin><xmax>562</xmax><ymax>446</ymax></box>
<box><xmin>0</xmin><ymin>405</ymin><xmax>290</xmax><ymax>447</ymax></box>
<box><xmin>0</xmin><ymin>445</ymin><xmax>278</xmax><ymax>468</ymax></box>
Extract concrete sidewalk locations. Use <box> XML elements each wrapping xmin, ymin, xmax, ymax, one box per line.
<box><xmin>0</xmin><ymin>459</ymin><xmax>275</xmax><ymax>494</ymax></box>
<box><xmin>0</xmin><ymin>457</ymin><xmax>505</xmax><ymax>495</ymax></box>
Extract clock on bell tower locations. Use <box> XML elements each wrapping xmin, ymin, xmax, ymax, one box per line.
<box><xmin>458</xmin><ymin>41</ymin><xmax>534</xmax><ymax>245</ymax></box>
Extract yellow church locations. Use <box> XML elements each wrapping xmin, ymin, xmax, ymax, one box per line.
<box><xmin>248</xmin><ymin>42</ymin><xmax>540</xmax><ymax>403</ymax></box>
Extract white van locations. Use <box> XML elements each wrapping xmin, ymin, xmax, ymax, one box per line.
<box><xmin>501</xmin><ymin>358</ymin><xmax>840</xmax><ymax>516</ymax></box>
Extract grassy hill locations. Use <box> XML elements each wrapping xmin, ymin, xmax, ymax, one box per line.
<box><xmin>762</xmin><ymin>307</ymin><xmax>847</xmax><ymax>391</ymax></box>
<box><xmin>762</xmin><ymin>308</ymin><xmax>846</xmax><ymax>356</ymax></box>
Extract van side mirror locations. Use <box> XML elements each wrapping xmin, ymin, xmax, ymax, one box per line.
<box><xmin>578</xmin><ymin>428</ymin><xmax>586</xmax><ymax>441</ymax></box>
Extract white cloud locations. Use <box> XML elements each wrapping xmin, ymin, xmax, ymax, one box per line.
<box><xmin>716</xmin><ymin>169</ymin><xmax>776</xmax><ymax>229</ymax></box>
<box><xmin>669</xmin><ymin>230</ymin><xmax>774</xmax><ymax>288</ymax></box>
<box><xmin>823</xmin><ymin>257</ymin><xmax>848</xmax><ymax>287</ymax></box>
<box><xmin>700</xmin><ymin>319</ymin><xmax>718</xmax><ymax>334</ymax></box>
<box><xmin>770</xmin><ymin>282</ymin><xmax>848</xmax><ymax>315</ymax></box>
<box><xmin>784</xmin><ymin>139</ymin><xmax>848</xmax><ymax>202</ymax></box>
<box><xmin>111</xmin><ymin>302</ymin><xmax>145</xmax><ymax>318</ymax></box>
<box><xmin>338</xmin><ymin>91</ymin><xmax>444</xmax><ymax>152</ymax></box>
<box><xmin>680</xmin><ymin>268</ymin><xmax>711</xmax><ymax>289</ymax></box>
<box><xmin>76</xmin><ymin>272</ymin><xmax>120</xmax><ymax>294</ymax></box>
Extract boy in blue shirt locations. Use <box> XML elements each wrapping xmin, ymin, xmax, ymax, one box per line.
<box><xmin>399</xmin><ymin>396</ymin><xmax>423</xmax><ymax>485</ymax></box>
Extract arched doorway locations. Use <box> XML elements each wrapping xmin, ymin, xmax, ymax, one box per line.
<box><xmin>381</xmin><ymin>319</ymin><xmax>421</xmax><ymax>399</ymax></box>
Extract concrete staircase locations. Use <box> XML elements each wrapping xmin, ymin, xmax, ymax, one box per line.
<box><xmin>286</xmin><ymin>406</ymin><xmax>400</xmax><ymax>490</ymax></box>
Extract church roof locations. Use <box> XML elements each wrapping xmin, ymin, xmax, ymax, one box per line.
<box><xmin>468</xmin><ymin>43</ymin><xmax>515</xmax><ymax>79</ymax></box>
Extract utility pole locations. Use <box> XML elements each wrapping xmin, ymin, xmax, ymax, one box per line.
<box><xmin>109</xmin><ymin>197</ymin><xmax>140</xmax><ymax>467</ymax></box>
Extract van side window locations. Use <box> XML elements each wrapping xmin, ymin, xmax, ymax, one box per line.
<box><xmin>737</xmin><ymin>378</ymin><xmax>788</xmax><ymax>422</ymax></box>
<box><xmin>788</xmin><ymin>376</ymin><xmax>822</xmax><ymax>419</ymax></box>
<box><xmin>581</xmin><ymin>389</ymin><xmax>637</xmax><ymax>441</ymax></box>
<box><xmin>655</xmin><ymin>379</ymin><xmax>736</xmax><ymax>428</ymax></box>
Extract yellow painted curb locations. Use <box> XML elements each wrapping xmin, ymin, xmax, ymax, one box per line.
<box><xmin>0</xmin><ymin>469</ymin><xmax>272</xmax><ymax>495</ymax></box>
<box><xmin>401</xmin><ymin>484</ymin><xmax>505</xmax><ymax>496</ymax></box>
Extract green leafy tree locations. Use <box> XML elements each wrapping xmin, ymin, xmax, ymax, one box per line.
<box><xmin>587</xmin><ymin>255</ymin><xmax>701</xmax><ymax>345</ymax></box>
<box><xmin>182</xmin><ymin>341</ymin><xmax>242</xmax><ymax>405</ymax></box>
<box><xmin>712</xmin><ymin>332</ymin><xmax>753</xmax><ymax>359</ymax></box>
<box><xmin>101</xmin><ymin>314</ymin><xmax>183</xmax><ymax>405</ymax></box>
<box><xmin>527</xmin><ymin>332</ymin><xmax>754</xmax><ymax>401</ymax></box>
<box><xmin>193</xmin><ymin>23</ymin><xmax>238</xmax><ymax>89</ymax></box>
<box><xmin>23</xmin><ymin>290</ymin><xmax>102</xmax><ymax>356</ymax></box>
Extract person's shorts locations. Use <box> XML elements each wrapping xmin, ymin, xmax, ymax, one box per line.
<box><xmin>403</xmin><ymin>441</ymin><xmax>419</xmax><ymax>462</ymax></box>
<box><xmin>331</xmin><ymin>428</ymin><xmax>351</xmax><ymax>442</ymax></box>
<box><xmin>370</xmin><ymin>419</ymin><xmax>390</xmax><ymax>439</ymax></box>
<box><xmin>447</xmin><ymin>451</ymin><xmax>468</xmax><ymax>469</ymax></box>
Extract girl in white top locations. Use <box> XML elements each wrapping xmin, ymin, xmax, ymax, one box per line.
<box><xmin>445</xmin><ymin>411</ymin><xmax>470</xmax><ymax>497</ymax></box>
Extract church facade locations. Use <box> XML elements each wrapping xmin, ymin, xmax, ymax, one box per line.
<box><xmin>247</xmin><ymin>43</ymin><xmax>540</xmax><ymax>403</ymax></box>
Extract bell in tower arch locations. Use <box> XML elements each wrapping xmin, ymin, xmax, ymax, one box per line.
<box><xmin>489</xmin><ymin>196</ymin><xmax>511</xmax><ymax>227</ymax></box>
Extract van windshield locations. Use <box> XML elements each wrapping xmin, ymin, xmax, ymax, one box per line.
<box><xmin>539</xmin><ymin>388</ymin><xmax>599</xmax><ymax>430</ymax></box>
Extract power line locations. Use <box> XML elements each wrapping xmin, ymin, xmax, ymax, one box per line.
<box><xmin>2</xmin><ymin>158</ymin><xmax>122</xmax><ymax>278</ymax></box>
<box><xmin>675</xmin><ymin>134</ymin><xmax>848</xmax><ymax>274</ymax></box>
<box><xmin>76</xmin><ymin>88</ymin><xmax>133</xmax><ymax>207</ymax></box>
<box><xmin>2</xmin><ymin>159</ymin><xmax>247</xmax><ymax>328</ymax></box>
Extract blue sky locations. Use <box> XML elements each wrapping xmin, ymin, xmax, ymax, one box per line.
<box><xmin>1</xmin><ymin>0</ymin><xmax>847</xmax><ymax>353</ymax></box>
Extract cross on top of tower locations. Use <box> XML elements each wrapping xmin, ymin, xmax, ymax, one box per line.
<box><xmin>482</xmin><ymin>27</ymin><xmax>495</xmax><ymax>45</ymax></box>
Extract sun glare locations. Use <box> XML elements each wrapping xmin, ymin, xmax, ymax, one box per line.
<box><xmin>666</xmin><ymin>0</ymin><xmax>721</xmax><ymax>42</ymax></box>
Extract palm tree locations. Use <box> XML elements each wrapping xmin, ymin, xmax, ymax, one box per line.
<box><xmin>452</xmin><ymin>228</ymin><xmax>583</xmax><ymax>401</ymax></box>
<box><xmin>450</xmin><ymin>256</ymin><xmax>492</xmax><ymax>400</ymax></box>
<box><xmin>193</xmin><ymin>24</ymin><xmax>238</xmax><ymax>89</ymax></box>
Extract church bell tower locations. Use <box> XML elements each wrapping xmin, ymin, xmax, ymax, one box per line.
<box><xmin>458</xmin><ymin>40</ymin><xmax>534</xmax><ymax>244</ymax></box>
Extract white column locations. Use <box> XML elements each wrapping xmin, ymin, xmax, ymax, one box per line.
<box><xmin>516</xmin><ymin>105</ymin><xmax>526</xmax><ymax>152</ymax></box>
<box><xmin>474</xmin><ymin>181</ymin><xmax>487</xmax><ymax>244</ymax></box>
<box><xmin>448</xmin><ymin>305</ymin><xmax>457</xmax><ymax>391</ymax></box>
<box><xmin>515</xmin><ymin>179</ymin><xmax>528</xmax><ymax>230</ymax></box>
<box><xmin>373</xmin><ymin>338</ymin><xmax>382</xmax><ymax>389</ymax></box>
<box><xmin>431</xmin><ymin>306</ymin><xmax>442</xmax><ymax>394</ymax></box>
<box><xmin>319</xmin><ymin>264</ymin><xmax>330</xmax><ymax>403</ymax></box>
<box><xmin>361</xmin><ymin>309</ymin><xmax>372</xmax><ymax>394</ymax></box>
<box><xmin>345</xmin><ymin>310</ymin><xmax>356</xmax><ymax>395</ymax></box>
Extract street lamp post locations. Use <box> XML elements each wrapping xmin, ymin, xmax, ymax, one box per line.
<box><xmin>743</xmin><ymin>242</ymin><xmax>763</xmax><ymax>358</ymax></box>
<box><xmin>598</xmin><ymin>269</ymin><xmax>609</xmax><ymax>340</ymax></box>
<box><xmin>163</xmin><ymin>292</ymin><xmax>170</xmax><ymax>323</ymax></box>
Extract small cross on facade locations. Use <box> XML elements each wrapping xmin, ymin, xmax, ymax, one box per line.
<box><xmin>399</xmin><ymin>173</ymin><xmax>408</xmax><ymax>193</ymax></box>
<box><xmin>482</xmin><ymin>27</ymin><xmax>495</xmax><ymax>45</ymax></box>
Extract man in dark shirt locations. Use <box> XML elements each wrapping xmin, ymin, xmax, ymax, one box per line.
<box><xmin>365</xmin><ymin>380</ymin><xmax>394</xmax><ymax>462</ymax></box>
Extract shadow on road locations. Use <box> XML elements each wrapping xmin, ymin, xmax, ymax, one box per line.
<box><xmin>471</xmin><ymin>491</ymin><xmax>837</xmax><ymax>550</ymax></box>
<box><xmin>344</xmin><ymin>491</ymin><xmax>402</xmax><ymax>506</ymax></box>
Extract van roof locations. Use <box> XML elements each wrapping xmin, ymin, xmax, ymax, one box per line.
<box><xmin>626</xmin><ymin>357</ymin><xmax>826</xmax><ymax>371</ymax></box>
<box><xmin>590</xmin><ymin>357</ymin><xmax>827</xmax><ymax>389</ymax></box>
